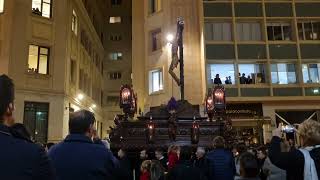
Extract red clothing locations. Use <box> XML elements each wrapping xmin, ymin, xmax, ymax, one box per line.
<box><xmin>168</xmin><ymin>152</ymin><xmax>179</xmax><ymax>170</ymax></box>
<box><xmin>140</xmin><ymin>171</ymin><xmax>150</xmax><ymax>180</ymax></box>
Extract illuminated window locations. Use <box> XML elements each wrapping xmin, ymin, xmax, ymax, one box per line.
<box><xmin>28</xmin><ymin>45</ymin><xmax>49</xmax><ymax>75</ymax></box>
<box><xmin>109</xmin><ymin>52</ymin><xmax>122</xmax><ymax>60</ymax></box>
<box><xmin>71</xmin><ymin>10</ymin><xmax>78</xmax><ymax>35</ymax></box>
<box><xmin>149</xmin><ymin>69</ymin><xmax>163</xmax><ymax>94</ymax></box>
<box><xmin>0</xmin><ymin>0</ymin><xmax>4</xmax><ymax>13</ymax></box>
<box><xmin>32</xmin><ymin>0</ymin><xmax>52</xmax><ymax>18</ymax></box>
<box><xmin>149</xmin><ymin>0</ymin><xmax>162</xmax><ymax>14</ymax></box>
<box><xmin>109</xmin><ymin>16</ymin><xmax>121</xmax><ymax>23</ymax></box>
<box><xmin>210</xmin><ymin>64</ymin><xmax>235</xmax><ymax>85</ymax></box>
<box><xmin>302</xmin><ymin>64</ymin><xmax>320</xmax><ymax>83</ymax></box>
<box><xmin>271</xmin><ymin>63</ymin><xmax>296</xmax><ymax>84</ymax></box>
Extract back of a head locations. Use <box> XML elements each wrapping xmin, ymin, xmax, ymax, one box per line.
<box><xmin>11</xmin><ymin>123</ymin><xmax>31</xmax><ymax>141</ymax></box>
<box><xmin>213</xmin><ymin>136</ymin><xmax>225</xmax><ymax>149</ymax></box>
<box><xmin>155</xmin><ymin>148</ymin><xmax>164</xmax><ymax>155</ymax></box>
<box><xmin>150</xmin><ymin>160</ymin><xmax>164</xmax><ymax>180</ymax></box>
<box><xmin>0</xmin><ymin>75</ymin><xmax>14</xmax><ymax>122</ymax></box>
<box><xmin>69</xmin><ymin>110</ymin><xmax>95</xmax><ymax>134</ymax></box>
<box><xmin>240</xmin><ymin>152</ymin><xmax>259</xmax><ymax>178</ymax></box>
<box><xmin>179</xmin><ymin>146</ymin><xmax>192</xmax><ymax>161</ymax></box>
<box><xmin>298</xmin><ymin>119</ymin><xmax>320</xmax><ymax>146</ymax></box>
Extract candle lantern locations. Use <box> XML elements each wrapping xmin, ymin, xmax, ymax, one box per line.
<box><xmin>191</xmin><ymin>120</ymin><xmax>200</xmax><ymax>144</ymax></box>
<box><xmin>205</xmin><ymin>92</ymin><xmax>214</xmax><ymax>121</ymax></box>
<box><xmin>213</xmin><ymin>86</ymin><xmax>226</xmax><ymax>114</ymax></box>
<box><xmin>120</xmin><ymin>85</ymin><xmax>137</xmax><ymax>120</ymax></box>
<box><xmin>146</xmin><ymin>120</ymin><xmax>155</xmax><ymax>144</ymax></box>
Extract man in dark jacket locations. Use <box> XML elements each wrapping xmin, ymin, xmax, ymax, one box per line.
<box><xmin>238</xmin><ymin>152</ymin><xmax>260</xmax><ymax>180</ymax></box>
<box><xmin>206</xmin><ymin>136</ymin><xmax>236</xmax><ymax>180</ymax></box>
<box><xmin>167</xmin><ymin>146</ymin><xmax>207</xmax><ymax>180</ymax></box>
<box><xmin>155</xmin><ymin>148</ymin><xmax>168</xmax><ymax>171</ymax></box>
<box><xmin>117</xmin><ymin>148</ymin><xmax>132</xmax><ymax>179</ymax></box>
<box><xmin>0</xmin><ymin>74</ymin><xmax>55</xmax><ymax>180</ymax></box>
<box><xmin>194</xmin><ymin>147</ymin><xmax>208</xmax><ymax>175</ymax></box>
<box><xmin>48</xmin><ymin>110</ymin><xmax>118</xmax><ymax>180</ymax></box>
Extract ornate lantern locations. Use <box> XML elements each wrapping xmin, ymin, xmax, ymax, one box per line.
<box><xmin>191</xmin><ymin>120</ymin><xmax>200</xmax><ymax>144</ymax></box>
<box><xmin>205</xmin><ymin>85</ymin><xmax>226</xmax><ymax>121</ymax></box>
<box><xmin>146</xmin><ymin>117</ymin><xmax>155</xmax><ymax>144</ymax></box>
<box><xmin>120</xmin><ymin>85</ymin><xmax>137</xmax><ymax>120</ymax></box>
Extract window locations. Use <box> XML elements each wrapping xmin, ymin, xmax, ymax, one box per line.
<box><xmin>236</xmin><ymin>22</ymin><xmax>262</xmax><ymax>41</ymax></box>
<box><xmin>210</xmin><ymin>64</ymin><xmax>235</xmax><ymax>85</ymax></box>
<box><xmin>110</xmin><ymin>35</ymin><xmax>122</xmax><ymax>41</ymax></box>
<box><xmin>109</xmin><ymin>72</ymin><xmax>122</xmax><ymax>80</ymax></box>
<box><xmin>205</xmin><ymin>22</ymin><xmax>232</xmax><ymax>41</ymax></box>
<box><xmin>271</xmin><ymin>63</ymin><xmax>297</xmax><ymax>84</ymax></box>
<box><xmin>111</xmin><ymin>0</ymin><xmax>122</xmax><ymax>6</ymax></box>
<box><xmin>0</xmin><ymin>0</ymin><xmax>4</xmax><ymax>13</ymax></box>
<box><xmin>298</xmin><ymin>22</ymin><xmax>320</xmax><ymax>40</ymax></box>
<box><xmin>238</xmin><ymin>64</ymin><xmax>267</xmax><ymax>84</ymax></box>
<box><xmin>70</xmin><ymin>60</ymin><xmax>76</xmax><ymax>84</ymax></box>
<box><xmin>109</xmin><ymin>16</ymin><xmax>121</xmax><ymax>23</ymax></box>
<box><xmin>302</xmin><ymin>64</ymin><xmax>320</xmax><ymax>83</ymax></box>
<box><xmin>106</xmin><ymin>96</ymin><xmax>119</xmax><ymax>106</ymax></box>
<box><xmin>109</xmin><ymin>52</ymin><xmax>122</xmax><ymax>60</ymax></box>
<box><xmin>71</xmin><ymin>10</ymin><xmax>78</xmax><ymax>35</ymax></box>
<box><xmin>267</xmin><ymin>23</ymin><xmax>292</xmax><ymax>41</ymax></box>
<box><xmin>149</xmin><ymin>0</ymin><xmax>162</xmax><ymax>14</ymax></box>
<box><xmin>23</xmin><ymin>102</ymin><xmax>49</xmax><ymax>144</ymax></box>
<box><xmin>28</xmin><ymin>45</ymin><xmax>49</xmax><ymax>75</ymax></box>
<box><xmin>149</xmin><ymin>69</ymin><xmax>163</xmax><ymax>93</ymax></box>
<box><xmin>32</xmin><ymin>0</ymin><xmax>52</xmax><ymax>18</ymax></box>
<box><xmin>151</xmin><ymin>29</ymin><xmax>162</xmax><ymax>52</ymax></box>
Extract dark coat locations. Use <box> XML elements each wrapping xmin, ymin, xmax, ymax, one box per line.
<box><xmin>118</xmin><ymin>156</ymin><xmax>132</xmax><ymax>180</ymax></box>
<box><xmin>214</xmin><ymin>78</ymin><xmax>222</xmax><ymax>85</ymax></box>
<box><xmin>0</xmin><ymin>124</ymin><xmax>55</xmax><ymax>180</ymax></box>
<box><xmin>269</xmin><ymin>136</ymin><xmax>320</xmax><ymax>180</ymax></box>
<box><xmin>159</xmin><ymin>156</ymin><xmax>168</xmax><ymax>171</ymax></box>
<box><xmin>206</xmin><ymin>148</ymin><xmax>236</xmax><ymax>180</ymax></box>
<box><xmin>48</xmin><ymin>134</ymin><xmax>118</xmax><ymax>180</ymax></box>
<box><xmin>167</xmin><ymin>160</ymin><xmax>207</xmax><ymax>180</ymax></box>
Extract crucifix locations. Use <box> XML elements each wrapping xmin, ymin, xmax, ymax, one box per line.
<box><xmin>169</xmin><ymin>17</ymin><xmax>185</xmax><ymax>100</ymax></box>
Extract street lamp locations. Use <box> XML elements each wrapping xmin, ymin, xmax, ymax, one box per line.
<box><xmin>166</xmin><ymin>33</ymin><xmax>174</xmax><ymax>43</ymax></box>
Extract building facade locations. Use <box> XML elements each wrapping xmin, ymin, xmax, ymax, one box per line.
<box><xmin>103</xmin><ymin>0</ymin><xmax>132</xmax><ymax>124</ymax></box>
<box><xmin>133</xmin><ymin>0</ymin><xmax>320</xmax><ymax>143</ymax></box>
<box><xmin>0</xmin><ymin>0</ymin><xmax>108</xmax><ymax>143</ymax></box>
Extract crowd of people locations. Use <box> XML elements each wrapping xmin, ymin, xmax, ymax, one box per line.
<box><xmin>213</xmin><ymin>73</ymin><xmax>253</xmax><ymax>85</ymax></box>
<box><xmin>1</xmin><ymin>73</ymin><xmax>320</xmax><ymax>180</ymax></box>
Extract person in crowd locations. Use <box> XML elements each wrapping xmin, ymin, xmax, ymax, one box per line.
<box><xmin>235</xmin><ymin>144</ymin><xmax>248</xmax><ymax>179</ymax></box>
<box><xmin>136</xmin><ymin>149</ymin><xmax>150</xmax><ymax>180</ymax></box>
<box><xmin>247</xmin><ymin>75</ymin><xmax>253</xmax><ymax>84</ymax></box>
<box><xmin>225</xmin><ymin>77</ymin><xmax>230</xmax><ymax>84</ymax></box>
<box><xmin>117</xmin><ymin>148</ymin><xmax>132</xmax><ymax>180</ymax></box>
<box><xmin>206</xmin><ymin>136</ymin><xmax>236</xmax><ymax>180</ymax></box>
<box><xmin>269</xmin><ymin>119</ymin><xmax>320</xmax><ymax>180</ymax></box>
<box><xmin>288</xmin><ymin>139</ymin><xmax>296</xmax><ymax>152</ymax></box>
<box><xmin>155</xmin><ymin>148</ymin><xmax>168</xmax><ymax>171</ymax></box>
<box><xmin>228</xmin><ymin>76</ymin><xmax>232</xmax><ymax>84</ymax></box>
<box><xmin>193</xmin><ymin>147</ymin><xmax>207</xmax><ymax>171</ymax></box>
<box><xmin>45</xmin><ymin>142</ymin><xmax>55</xmax><ymax>152</ymax></box>
<box><xmin>150</xmin><ymin>160</ymin><xmax>165</xmax><ymax>180</ymax></box>
<box><xmin>140</xmin><ymin>160</ymin><xmax>152</xmax><ymax>180</ymax></box>
<box><xmin>167</xmin><ymin>146</ymin><xmax>207</xmax><ymax>180</ymax></box>
<box><xmin>239</xmin><ymin>152</ymin><xmax>260</xmax><ymax>180</ymax></box>
<box><xmin>240</xmin><ymin>73</ymin><xmax>247</xmax><ymax>84</ymax></box>
<box><xmin>10</xmin><ymin>123</ymin><xmax>33</xmax><ymax>142</ymax></box>
<box><xmin>213</xmin><ymin>74</ymin><xmax>222</xmax><ymax>85</ymax></box>
<box><xmin>48</xmin><ymin>110</ymin><xmax>118</xmax><ymax>180</ymax></box>
<box><xmin>257</xmin><ymin>147</ymin><xmax>268</xmax><ymax>180</ymax></box>
<box><xmin>0</xmin><ymin>74</ymin><xmax>55</xmax><ymax>180</ymax></box>
<box><xmin>168</xmin><ymin>145</ymin><xmax>180</xmax><ymax>170</ymax></box>
<box><xmin>101</xmin><ymin>139</ymin><xmax>110</xmax><ymax>149</ymax></box>
<box><xmin>258</xmin><ymin>147</ymin><xmax>286</xmax><ymax>180</ymax></box>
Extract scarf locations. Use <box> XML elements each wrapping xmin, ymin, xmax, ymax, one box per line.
<box><xmin>299</xmin><ymin>145</ymin><xmax>320</xmax><ymax>180</ymax></box>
